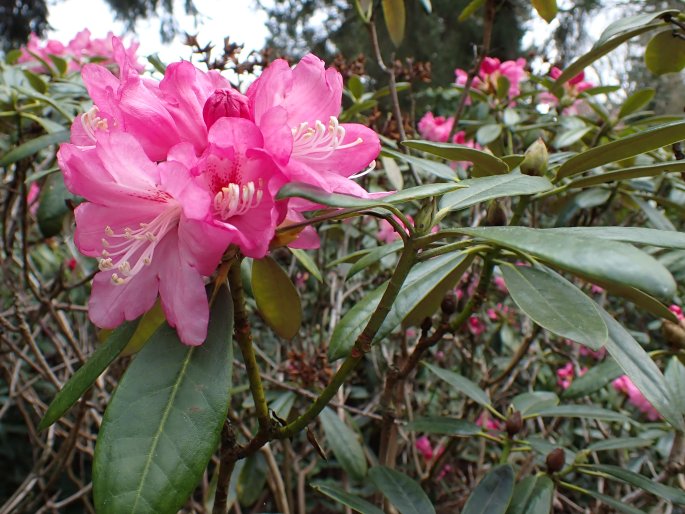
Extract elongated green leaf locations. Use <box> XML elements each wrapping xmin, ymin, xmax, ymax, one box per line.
<box><xmin>506</xmin><ymin>475</ymin><xmax>554</xmax><ymax>514</ymax></box>
<box><xmin>320</xmin><ymin>408</ymin><xmax>367</xmax><ymax>481</ymax></box>
<box><xmin>570</xmin><ymin>487</ymin><xmax>646</xmax><ymax>514</ymax></box>
<box><xmin>290</xmin><ymin>248</ymin><xmax>323</xmax><ymax>283</ymax></box>
<box><xmin>586</xmin><ymin>437</ymin><xmax>653</xmax><ymax>452</ymax></box>
<box><xmin>39</xmin><ymin>321</ymin><xmax>139</xmax><ymax>431</ymax></box>
<box><xmin>527</xmin><ymin>404</ymin><xmax>629</xmax><ymax>422</ymax></box>
<box><xmin>568</xmin><ymin>160</ymin><xmax>685</xmax><ymax>188</ymax></box>
<box><xmin>556</xmin><ymin>121</ymin><xmax>685</xmax><ymax>179</ymax></box>
<box><xmin>384</xmin><ymin>182</ymin><xmax>465</xmax><ymax>203</ymax></box>
<box><xmin>93</xmin><ymin>285</ymin><xmax>234</xmax><ymax>514</ymax></box>
<box><xmin>437</xmin><ymin>174</ymin><xmax>552</xmax><ymax>217</ymax></box>
<box><xmin>121</xmin><ymin>301</ymin><xmax>166</xmax><ymax>356</ymax></box>
<box><xmin>252</xmin><ymin>256</ymin><xmax>302</xmax><ymax>339</ymax></box>
<box><xmin>594</xmin><ymin>10</ymin><xmax>677</xmax><ymax>48</ymax></box>
<box><xmin>382</xmin><ymin>148</ymin><xmax>457</xmax><ymax>181</ymax></box>
<box><xmin>369</xmin><ymin>466</ymin><xmax>436</xmax><ymax>514</ymax></box>
<box><xmin>0</xmin><ymin>129</ymin><xmax>69</xmax><ymax>166</ymax></box>
<box><xmin>511</xmin><ymin>392</ymin><xmax>559</xmax><ymax>416</ymax></box>
<box><xmin>553</xmin><ymin>22</ymin><xmax>666</xmax><ymax>91</ymax></box>
<box><xmin>501</xmin><ymin>264</ymin><xmax>607</xmax><ymax>350</ymax></box>
<box><xmin>407</xmin><ymin>416</ymin><xmax>481</xmax><ymax>436</ymax></box>
<box><xmin>532</xmin><ymin>0</ymin><xmax>557</xmax><ymax>23</ymax></box>
<box><xmin>347</xmin><ymin>240</ymin><xmax>403</xmax><ymax>279</ymax></box>
<box><xmin>599</xmin><ymin>307</ymin><xmax>685</xmax><ymax>430</ymax></box>
<box><xmin>666</xmin><ymin>357</ymin><xmax>685</xmax><ymax>414</ymax></box>
<box><xmin>562</xmin><ymin>359</ymin><xmax>622</xmax><ymax>399</ymax></box>
<box><xmin>329</xmin><ymin>283</ymin><xmax>387</xmax><ymax>361</ymax></box>
<box><xmin>462</xmin><ymin>465</ymin><xmax>514</xmax><ymax>514</ymax></box>
<box><xmin>459</xmin><ymin>0</ymin><xmax>485</xmax><ymax>21</ymax></box>
<box><xmin>476</xmin><ymin>124</ymin><xmax>503</xmax><ymax>146</ymax></box>
<box><xmin>645</xmin><ymin>30</ymin><xmax>685</xmax><ymax>75</ymax></box>
<box><xmin>402</xmin><ymin>140</ymin><xmax>510</xmax><ymax>174</ymax></box>
<box><xmin>382</xmin><ymin>0</ymin><xmax>405</xmax><ymax>47</ymax></box>
<box><xmin>237</xmin><ymin>453</ymin><xmax>267</xmax><ymax>507</ymax></box>
<box><xmin>458</xmin><ymin>226</ymin><xmax>676</xmax><ymax>300</ymax></box>
<box><xmin>312</xmin><ymin>483</ymin><xmax>384</xmax><ymax>514</ymax></box>
<box><xmin>424</xmin><ymin>362</ymin><xmax>491</xmax><ymax>407</ymax></box>
<box><xmin>581</xmin><ymin>464</ymin><xmax>685</xmax><ymax>504</ymax></box>
<box><xmin>619</xmin><ymin>88</ymin><xmax>655</xmax><ymax>118</ymax></box>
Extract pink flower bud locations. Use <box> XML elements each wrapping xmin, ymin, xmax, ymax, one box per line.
<box><xmin>202</xmin><ymin>88</ymin><xmax>250</xmax><ymax>128</ymax></box>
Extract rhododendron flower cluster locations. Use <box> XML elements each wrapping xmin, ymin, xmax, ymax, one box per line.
<box><xmin>612</xmin><ymin>375</ymin><xmax>660</xmax><ymax>421</ymax></box>
<box><xmin>18</xmin><ymin>29</ymin><xmax>142</xmax><ymax>74</ymax></box>
<box><xmin>539</xmin><ymin>67</ymin><xmax>594</xmax><ymax>115</ymax></box>
<box><xmin>455</xmin><ymin>57</ymin><xmax>528</xmax><ymax>101</ymax></box>
<box><xmin>57</xmin><ymin>38</ymin><xmax>380</xmax><ymax>345</ymax></box>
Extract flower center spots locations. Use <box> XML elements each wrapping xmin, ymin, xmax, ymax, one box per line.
<box><xmin>213</xmin><ymin>180</ymin><xmax>263</xmax><ymax>220</ymax></box>
<box><xmin>98</xmin><ymin>204</ymin><xmax>181</xmax><ymax>285</ymax></box>
<box><xmin>291</xmin><ymin>116</ymin><xmax>362</xmax><ymax>161</ymax></box>
<box><xmin>80</xmin><ymin>106</ymin><xmax>108</xmax><ymax>143</ymax></box>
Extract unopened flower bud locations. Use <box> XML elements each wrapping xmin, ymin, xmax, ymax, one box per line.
<box><xmin>485</xmin><ymin>201</ymin><xmax>507</xmax><ymax>226</ymax></box>
<box><xmin>421</xmin><ymin>317</ymin><xmax>433</xmax><ymax>333</ymax></box>
<box><xmin>203</xmin><ymin>88</ymin><xmax>250</xmax><ymax>128</ymax></box>
<box><xmin>505</xmin><ymin>410</ymin><xmax>522</xmax><ymax>437</ymax></box>
<box><xmin>520</xmin><ymin>138</ymin><xmax>548</xmax><ymax>177</ymax></box>
<box><xmin>546</xmin><ymin>448</ymin><xmax>565</xmax><ymax>473</ymax></box>
<box><xmin>441</xmin><ymin>293</ymin><xmax>457</xmax><ymax>315</ymax></box>
<box><xmin>414</xmin><ymin>198</ymin><xmax>437</xmax><ymax>235</ymax></box>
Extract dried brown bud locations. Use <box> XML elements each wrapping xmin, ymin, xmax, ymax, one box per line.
<box><xmin>441</xmin><ymin>293</ymin><xmax>457</xmax><ymax>315</ymax></box>
<box><xmin>546</xmin><ymin>448</ymin><xmax>565</xmax><ymax>473</ymax></box>
<box><xmin>663</xmin><ymin>319</ymin><xmax>685</xmax><ymax>349</ymax></box>
<box><xmin>505</xmin><ymin>410</ymin><xmax>522</xmax><ymax>437</ymax></box>
<box><xmin>485</xmin><ymin>201</ymin><xmax>507</xmax><ymax>226</ymax></box>
<box><xmin>421</xmin><ymin>317</ymin><xmax>433</xmax><ymax>333</ymax></box>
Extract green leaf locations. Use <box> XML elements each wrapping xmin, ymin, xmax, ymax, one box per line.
<box><xmin>290</xmin><ymin>248</ymin><xmax>323</xmax><ymax>283</ymax></box>
<box><xmin>562</xmin><ymin>359</ymin><xmax>622</xmax><ymax>399</ymax></box>
<box><xmin>506</xmin><ymin>475</ymin><xmax>554</xmax><ymax>514</ymax></box>
<box><xmin>37</xmin><ymin>172</ymin><xmax>75</xmax><ymax>237</ymax></box>
<box><xmin>527</xmin><ymin>404</ymin><xmax>630</xmax><ymax>422</ymax></box>
<box><xmin>458</xmin><ymin>0</ymin><xmax>485</xmax><ymax>21</ymax></box>
<box><xmin>598</xmin><ymin>307</ymin><xmax>685</xmax><ymax>430</ymax></box>
<box><xmin>580</xmin><ymin>464</ymin><xmax>685</xmax><ymax>504</ymax></box>
<box><xmin>22</xmin><ymin>69</ymin><xmax>47</xmax><ymax>94</ymax></box>
<box><xmin>618</xmin><ymin>88</ymin><xmax>655</xmax><ymax>118</ymax></box>
<box><xmin>570</xmin><ymin>487</ymin><xmax>646</xmax><ymax>514</ymax></box>
<box><xmin>553</xmin><ymin>21</ymin><xmax>666</xmax><ymax>91</ymax></box>
<box><xmin>39</xmin><ymin>321</ymin><xmax>139</xmax><ymax>431</ymax></box>
<box><xmin>320</xmin><ymin>408</ymin><xmax>367</xmax><ymax>481</ymax></box>
<box><xmin>382</xmin><ymin>148</ymin><xmax>457</xmax><ymax>181</ymax></box>
<box><xmin>553</xmin><ymin>127</ymin><xmax>591</xmax><ymax>148</ymax></box>
<box><xmin>402</xmin><ymin>140</ymin><xmax>510</xmax><ymax>174</ymax></box>
<box><xmin>501</xmin><ymin>264</ymin><xmax>607</xmax><ymax>350</ymax></box>
<box><xmin>510</xmin><ymin>392</ymin><xmax>559</xmax><ymax>416</ymax></box>
<box><xmin>545</xmin><ymin>227</ymin><xmax>685</xmax><ymax>250</ymax></box>
<box><xmin>347</xmin><ymin>240</ymin><xmax>403</xmax><ymax>279</ymax></box>
<box><xmin>369</xmin><ymin>466</ymin><xmax>436</xmax><ymax>514</ymax></box>
<box><xmin>407</xmin><ymin>416</ymin><xmax>481</xmax><ymax>436</ymax></box>
<box><xmin>311</xmin><ymin>483</ymin><xmax>384</xmax><ymax>514</ymax></box>
<box><xmin>476</xmin><ymin>124</ymin><xmax>503</xmax><ymax>146</ymax></box>
<box><xmin>556</xmin><ymin>121</ymin><xmax>685</xmax><ymax>179</ymax></box>
<box><xmin>457</xmin><ymin>226</ymin><xmax>676</xmax><ymax>300</ymax></box>
<box><xmin>93</xmin><ymin>285</ymin><xmax>234</xmax><ymax>514</ymax></box>
<box><xmin>424</xmin><ymin>362</ymin><xmax>491</xmax><ymax>407</ymax></box>
<box><xmin>237</xmin><ymin>453</ymin><xmax>268</xmax><ymax>506</ymax></box>
<box><xmin>147</xmin><ymin>53</ymin><xmax>167</xmax><ymax>74</ymax></box>
<box><xmin>666</xmin><ymin>357</ymin><xmax>685</xmax><ymax>414</ymax></box>
<box><xmin>348</xmin><ymin>74</ymin><xmax>365</xmax><ymax>99</ymax></box>
<box><xmin>0</xmin><ymin>129</ymin><xmax>69</xmax><ymax>166</ymax></box>
<box><xmin>252</xmin><ymin>256</ymin><xmax>302</xmax><ymax>339</ymax></box>
<box><xmin>568</xmin><ymin>160</ymin><xmax>685</xmax><ymax>188</ymax></box>
<box><xmin>121</xmin><ymin>301</ymin><xmax>166</xmax><ymax>356</ymax></box>
<box><xmin>382</xmin><ymin>0</ymin><xmax>405</xmax><ymax>47</ymax></box>
<box><xmin>329</xmin><ymin>283</ymin><xmax>387</xmax><ymax>361</ymax></box>
<box><xmin>531</xmin><ymin>0</ymin><xmax>557</xmax><ymax>23</ymax></box>
<box><xmin>437</xmin><ymin>174</ymin><xmax>552</xmax><ymax>218</ymax></box>
<box><xmin>645</xmin><ymin>30</ymin><xmax>685</xmax><ymax>75</ymax></box>
<box><xmin>269</xmin><ymin>391</ymin><xmax>296</xmax><ymax>421</ymax></box>
<box><xmin>462</xmin><ymin>464</ymin><xmax>514</xmax><ymax>514</ymax></box>
<box><xmin>594</xmin><ymin>10</ymin><xmax>677</xmax><ymax>48</ymax></box>
<box><xmin>586</xmin><ymin>437</ymin><xmax>653</xmax><ymax>452</ymax></box>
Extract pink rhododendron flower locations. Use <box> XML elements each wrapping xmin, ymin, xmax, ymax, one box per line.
<box><xmin>556</xmin><ymin>362</ymin><xmax>587</xmax><ymax>390</ymax></box>
<box><xmin>670</xmin><ymin>304</ymin><xmax>684</xmax><ymax>321</ymax></box>
<box><xmin>455</xmin><ymin>57</ymin><xmax>527</xmax><ymax>100</ymax></box>
<box><xmin>415</xmin><ymin>436</ymin><xmax>434</xmax><ymax>460</ymax></box>
<box><xmin>18</xmin><ymin>29</ymin><xmax>142</xmax><ymax>74</ymax></box>
<box><xmin>467</xmin><ymin>315</ymin><xmax>486</xmax><ymax>336</ymax></box>
<box><xmin>418</xmin><ymin>112</ymin><xmax>454</xmax><ymax>143</ymax></box>
<box><xmin>475</xmin><ymin>412</ymin><xmax>503</xmax><ymax>432</ymax></box>
<box><xmin>612</xmin><ymin>375</ymin><xmax>660</xmax><ymax>421</ymax></box>
<box><xmin>492</xmin><ymin>275</ymin><xmax>508</xmax><ymax>294</ymax></box>
<box><xmin>539</xmin><ymin>67</ymin><xmax>595</xmax><ymax>115</ymax></box>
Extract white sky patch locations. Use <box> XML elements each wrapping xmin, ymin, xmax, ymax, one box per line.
<box><xmin>47</xmin><ymin>0</ymin><xmax>269</xmax><ymax>66</ymax></box>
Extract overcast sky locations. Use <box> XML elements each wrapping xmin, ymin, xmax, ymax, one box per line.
<box><xmin>48</xmin><ymin>0</ymin><xmax>270</xmax><ymax>65</ymax></box>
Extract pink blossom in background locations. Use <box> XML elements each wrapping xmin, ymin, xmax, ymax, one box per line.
<box><xmin>18</xmin><ymin>29</ymin><xmax>142</xmax><ymax>74</ymax></box>
<box><xmin>556</xmin><ymin>362</ymin><xmax>587</xmax><ymax>390</ymax></box>
<box><xmin>475</xmin><ymin>412</ymin><xmax>503</xmax><ymax>432</ymax></box>
<box><xmin>467</xmin><ymin>315</ymin><xmax>486</xmax><ymax>336</ymax></box>
<box><xmin>612</xmin><ymin>375</ymin><xmax>660</xmax><ymax>421</ymax></box>
<box><xmin>539</xmin><ymin>67</ymin><xmax>595</xmax><ymax>115</ymax></box>
<box><xmin>578</xmin><ymin>345</ymin><xmax>607</xmax><ymax>360</ymax></box>
<box><xmin>377</xmin><ymin>215</ymin><xmax>413</xmax><ymax>244</ymax></box>
<box><xmin>670</xmin><ymin>304</ymin><xmax>684</xmax><ymax>321</ymax></box>
<box><xmin>590</xmin><ymin>284</ymin><xmax>605</xmax><ymax>295</ymax></box>
<box><xmin>58</xmin><ymin>39</ymin><xmax>381</xmax><ymax>345</ymax></box>
<box><xmin>455</xmin><ymin>57</ymin><xmax>527</xmax><ymax>101</ymax></box>
<box><xmin>492</xmin><ymin>275</ymin><xmax>508</xmax><ymax>294</ymax></box>
<box><xmin>417</xmin><ymin>112</ymin><xmax>454</xmax><ymax>143</ymax></box>
<box><xmin>415</xmin><ymin>436</ymin><xmax>434</xmax><ymax>460</ymax></box>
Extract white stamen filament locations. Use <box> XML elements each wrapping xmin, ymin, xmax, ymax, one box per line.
<box><xmin>98</xmin><ymin>205</ymin><xmax>181</xmax><ymax>285</ymax></box>
<box><xmin>349</xmin><ymin>159</ymin><xmax>377</xmax><ymax>180</ymax></box>
<box><xmin>80</xmin><ymin>106</ymin><xmax>108</xmax><ymax>143</ymax></box>
<box><xmin>213</xmin><ymin>179</ymin><xmax>264</xmax><ymax>220</ymax></box>
<box><xmin>291</xmin><ymin>116</ymin><xmax>362</xmax><ymax>161</ymax></box>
